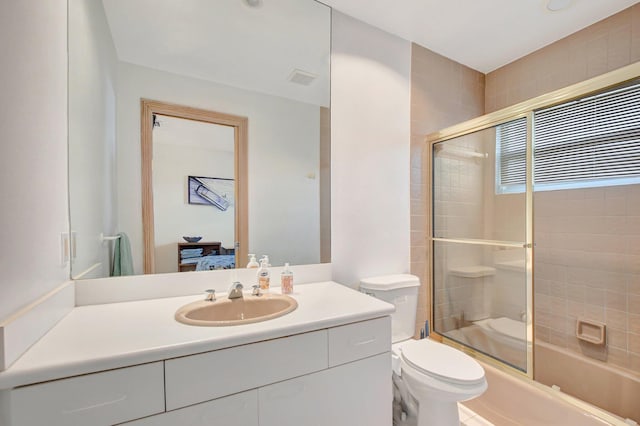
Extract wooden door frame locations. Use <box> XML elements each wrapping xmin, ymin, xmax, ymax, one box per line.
<box><xmin>141</xmin><ymin>99</ymin><xmax>248</xmax><ymax>274</ymax></box>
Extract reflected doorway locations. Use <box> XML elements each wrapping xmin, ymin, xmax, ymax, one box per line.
<box><xmin>141</xmin><ymin>100</ymin><xmax>248</xmax><ymax>273</ymax></box>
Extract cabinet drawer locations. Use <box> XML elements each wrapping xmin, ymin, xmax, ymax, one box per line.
<box><xmin>165</xmin><ymin>330</ymin><xmax>328</xmax><ymax>410</ymax></box>
<box><xmin>123</xmin><ymin>390</ymin><xmax>258</xmax><ymax>426</ymax></box>
<box><xmin>328</xmin><ymin>316</ymin><xmax>391</xmax><ymax>367</ymax></box>
<box><xmin>10</xmin><ymin>362</ymin><xmax>164</xmax><ymax>426</ymax></box>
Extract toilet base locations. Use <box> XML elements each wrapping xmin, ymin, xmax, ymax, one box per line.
<box><xmin>416</xmin><ymin>399</ymin><xmax>460</xmax><ymax>426</ymax></box>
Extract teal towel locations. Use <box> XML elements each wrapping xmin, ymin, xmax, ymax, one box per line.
<box><xmin>111</xmin><ymin>232</ymin><xmax>134</xmax><ymax>276</ymax></box>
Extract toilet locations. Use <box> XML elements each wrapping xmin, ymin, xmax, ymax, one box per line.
<box><xmin>360</xmin><ymin>274</ymin><xmax>487</xmax><ymax>426</ymax></box>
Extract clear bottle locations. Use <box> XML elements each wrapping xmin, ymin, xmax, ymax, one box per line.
<box><xmin>246</xmin><ymin>254</ymin><xmax>259</xmax><ymax>268</ymax></box>
<box><xmin>281</xmin><ymin>263</ymin><xmax>293</xmax><ymax>294</ymax></box>
<box><xmin>257</xmin><ymin>258</ymin><xmax>270</xmax><ymax>291</ymax></box>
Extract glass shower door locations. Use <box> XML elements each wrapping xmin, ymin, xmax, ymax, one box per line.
<box><xmin>431</xmin><ymin>117</ymin><xmax>533</xmax><ymax>374</ymax></box>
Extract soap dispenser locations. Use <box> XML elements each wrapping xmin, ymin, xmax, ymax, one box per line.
<box><xmin>257</xmin><ymin>258</ymin><xmax>270</xmax><ymax>291</ymax></box>
<box><xmin>246</xmin><ymin>254</ymin><xmax>259</xmax><ymax>268</ymax></box>
<box><xmin>281</xmin><ymin>263</ymin><xmax>293</xmax><ymax>294</ymax></box>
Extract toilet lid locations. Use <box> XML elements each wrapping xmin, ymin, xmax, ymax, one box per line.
<box><xmin>400</xmin><ymin>339</ymin><xmax>485</xmax><ymax>385</ymax></box>
<box><xmin>488</xmin><ymin>317</ymin><xmax>526</xmax><ymax>341</ymax></box>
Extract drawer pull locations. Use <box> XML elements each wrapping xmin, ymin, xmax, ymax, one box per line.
<box><xmin>62</xmin><ymin>394</ymin><xmax>127</xmax><ymax>414</ymax></box>
<box><xmin>352</xmin><ymin>337</ymin><xmax>376</xmax><ymax>346</ymax></box>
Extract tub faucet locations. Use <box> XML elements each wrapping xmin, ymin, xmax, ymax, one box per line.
<box><xmin>228</xmin><ymin>282</ymin><xmax>244</xmax><ymax>299</ymax></box>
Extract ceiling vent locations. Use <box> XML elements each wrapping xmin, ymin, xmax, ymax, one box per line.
<box><xmin>288</xmin><ymin>69</ymin><xmax>317</xmax><ymax>86</ymax></box>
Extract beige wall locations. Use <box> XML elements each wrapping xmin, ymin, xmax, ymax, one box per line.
<box><xmin>485</xmin><ymin>4</ymin><xmax>640</xmax><ymax>113</ymax></box>
<box><xmin>535</xmin><ymin>185</ymin><xmax>640</xmax><ymax>373</ymax></box>
<box><xmin>410</xmin><ymin>44</ymin><xmax>485</xmax><ymax>335</ymax></box>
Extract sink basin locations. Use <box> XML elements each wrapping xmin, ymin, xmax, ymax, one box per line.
<box><xmin>175</xmin><ymin>293</ymin><xmax>298</xmax><ymax>326</ymax></box>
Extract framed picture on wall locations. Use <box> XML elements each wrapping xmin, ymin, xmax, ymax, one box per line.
<box><xmin>188</xmin><ymin>176</ymin><xmax>235</xmax><ymax>211</ymax></box>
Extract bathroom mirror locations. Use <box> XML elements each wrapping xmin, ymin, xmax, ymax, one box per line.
<box><xmin>68</xmin><ymin>0</ymin><xmax>331</xmax><ymax>278</ymax></box>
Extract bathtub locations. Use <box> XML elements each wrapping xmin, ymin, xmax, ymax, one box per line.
<box><xmin>462</xmin><ymin>360</ymin><xmax>627</xmax><ymax>426</ymax></box>
<box><xmin>447</xmin><ymin>324</ymin><xmax>639</xmax><ymax>424</ymax></box>
<box><xmin>534</xmin><ymin>341</ymin><xmax>640</xmax><ymax>424</ymax></box>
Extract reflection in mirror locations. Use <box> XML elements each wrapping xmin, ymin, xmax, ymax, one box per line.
<box><xmin>143</xmin><ymin>101</ymin><xmax>248</xmax><ymax>274</ymax></box>
<box><xmin>154</xmin><ymin>116</ymin><xmax>237</xmax><ymax>274</ymax></box>
<box><xmin>68</xmin><ymin>0</ymin><xmax>331</xmax><ymax>279</ymax></box>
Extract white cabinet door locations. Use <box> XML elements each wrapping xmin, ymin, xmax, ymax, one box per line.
<box><xmin>259</xmin><ymin>352</ymin><xmax>391</xmax><ymax>426</ymax></box>
<box><xmin>258</xmin><ymin>368</ymin><xmax>331</xmax><ymax>426</ymax></box>
<box><xmin>122</xmin><ymin>390</ymin><xmax>258</xmax><ymax>426</ymax></box>
<box><xmin>325</xmin><ymin>352</ymin><xmax>391</xmax><ymax>426</ymax></box>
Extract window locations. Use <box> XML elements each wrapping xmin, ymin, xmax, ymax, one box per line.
<box><xmin>496</xmin><ymin>82</ymin><xmax>640</xmax><ymax>194</ymax></box>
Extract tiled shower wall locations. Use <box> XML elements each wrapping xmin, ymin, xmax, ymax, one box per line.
<box><xmin>410</xmin><ymin>44</ymin><xmax>484</xmax><ymax>335</ymax></box>
<box><xmin>535</xmin><ymin>186</ymin><xmax>640</xmax><ymax>373</ymax></box>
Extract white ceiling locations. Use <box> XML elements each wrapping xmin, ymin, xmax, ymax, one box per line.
<box><xmin>102</xmin><ymin>0</ymin><xmax>331</xmax><ymax>107</ymax></box>
<box><xmin>322</xmin><ymin>0</ymin><xmax>639</xmax><ymax>73</ymax></box>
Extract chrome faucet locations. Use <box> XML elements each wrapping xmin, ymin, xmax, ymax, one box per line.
<box><xmin>227</xmin><ymin>282</ymin><xmax>244</xmax><ymax>299</ymax></box>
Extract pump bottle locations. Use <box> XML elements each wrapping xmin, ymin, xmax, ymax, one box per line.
<box><xmin>281</xmin><ymin>263</ymin><xmax>293</xmax><ymax>294</ymax></box>
<box><xmin>257</xmin><ymin>259</ymin><xmax>270</xmax><ymax>291</ymax></box>
<box><xmin>246</xmin><ymin>254</ymin><xmax>259</xmax><ymax>268</ymax></box>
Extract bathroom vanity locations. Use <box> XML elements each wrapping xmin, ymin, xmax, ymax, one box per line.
<box><xmin>0</xmin><ymin>282</ymin><xmax>393</xmax><ymax>426</ymax></box>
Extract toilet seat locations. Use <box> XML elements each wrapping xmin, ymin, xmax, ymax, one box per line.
<box><xmin>399</xmin><ymin>339</ymin><xmax>485</xmax><ymax>386</ymax></box>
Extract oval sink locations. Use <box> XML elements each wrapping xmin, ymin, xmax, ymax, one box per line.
<box><xmin>175</xmin><ymin>294</ymin><xmax>298</xmax><ymax>326</ymax></box>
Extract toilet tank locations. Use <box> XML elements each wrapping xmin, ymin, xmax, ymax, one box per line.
<box><xmin>359</xmin><ymin>274</ymin><xmax>420</xmax><ymax>343</ymax></box>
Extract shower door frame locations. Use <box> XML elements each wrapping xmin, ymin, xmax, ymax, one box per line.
<box><xmin>425</xmin><ymin>62</ymin><xmax>640</xmax><ymax>381</ymax></box>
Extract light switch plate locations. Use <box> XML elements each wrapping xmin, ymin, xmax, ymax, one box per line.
<box><xmin>60</xmin><ymin>232</ymin><xmax>70</xmax><ymax>266</ymax></box>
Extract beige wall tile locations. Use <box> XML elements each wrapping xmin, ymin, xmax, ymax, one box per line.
<box><xmin>606</xmin><ymin>346</ymin><xmax>630</xmax><ymax>369</ymax></box>
<box><xmin>630</xmin><ymin>294</ymin><xmax>640</xmax><ymax>315</ymax></box>
<box><xmin>629</xmin><ymin>333</ymin><xmax>640</xmax><ymax>354</ymax></box>
<box><xmin>606</xmin><ymin>308</ymin><xmax>628</xmax><ymax>331</ymax></box>
<box><xmin>630</xmin><ymin>314</ymin><xmax>640</xmax><ymax>334</ymax></box>
<box><xmin>632</xmin><ymin>4</ymin><xmax>640</xmax><ymax>61</ymax></box>
<box><xmin>606</xmin><ymin>291</ymin><xmax>628</xmax><ymax>312</ymax></box>
<box><xmin>607</xmin><ymin>328</ymin><xmax>628</xmax><ymax>350</ymax></box>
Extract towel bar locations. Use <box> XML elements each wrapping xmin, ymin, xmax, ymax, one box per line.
<box><xmin>100</xmin><ymin>233</ymin><xmax>121</xmax><ymax>242</ymax></box>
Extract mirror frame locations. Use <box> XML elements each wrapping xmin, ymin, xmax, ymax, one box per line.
<box><xmin>140</xmin><ymin>99</ymin><xmax>248</xmax><ymax>273</ymax></box>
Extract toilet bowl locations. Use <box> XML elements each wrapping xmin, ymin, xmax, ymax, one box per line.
<box><xmin>360</xmin><ymin>274</ymin><xmax>487</xmax><ymax>426</ymax></box>
<box><xmin>393</xmin><ymin>339</ymin><xmax>487</xmax><ymax>425</ymax></box>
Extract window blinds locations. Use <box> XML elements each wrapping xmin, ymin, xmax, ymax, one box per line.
<box><xmin>497</xmin><ymin>81</ymin><xmax>640</xmax><ymax>193</ymax></box>
<box><xmin>496</xmin><ymin>117</ymin><xmax>527</xmax><ymax>192</ymax></box>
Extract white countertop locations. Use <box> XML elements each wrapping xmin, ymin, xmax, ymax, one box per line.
<box><xmin>0</xmin><ymin>281</ymin><xmax>393</xmax><ymax>390</ymax></box>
